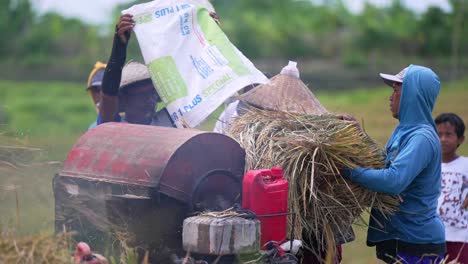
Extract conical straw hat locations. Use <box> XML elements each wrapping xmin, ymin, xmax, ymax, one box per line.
<box><xmin>239</xmin><ymin>73</ymin><xmax>328</xmax><ymax>115</ymax></box>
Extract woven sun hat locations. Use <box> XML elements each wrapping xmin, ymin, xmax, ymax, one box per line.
<box><xmin>87</xmin><ymin>61</ymin><xmax>106</xmax><ymax>89</ymax></box>
<box><xmin>120</xmin><ymin>61</ymin><xmax>151</xmax><ymax>89</ymax></box>
<box><xmin>239</xmin><ymin>61</ymin><xmax>328</xmax><ymax>115</ymax></box>
<box><xmin>380</xmin><ymin>66</ymin><xmax>408</xmax><ymax>87</ymax></box>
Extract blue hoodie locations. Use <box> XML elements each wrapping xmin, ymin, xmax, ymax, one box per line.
<box><xmin>348</xmin><ymin>65</ymin><xmax>445</xmax><ymax>245</ymax></box>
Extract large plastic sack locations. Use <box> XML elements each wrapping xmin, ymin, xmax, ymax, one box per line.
<box><xmin>122</xmin><ymin>1</ymin><xmax>269</xmax><ymax>128</ymax></box>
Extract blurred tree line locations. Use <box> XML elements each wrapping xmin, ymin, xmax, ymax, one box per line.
<box><xmin>0</xmin><ymin>0</ymin><xmax>467</xmax><ymax>82</ymax></box>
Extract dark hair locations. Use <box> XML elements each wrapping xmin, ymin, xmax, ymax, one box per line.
<box><xmin>435</xmin><ymin>113</ymin><xmax>465</xmax><ymax>138</ymax></box>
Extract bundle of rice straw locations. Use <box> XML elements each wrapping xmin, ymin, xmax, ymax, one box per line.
<box><xmin>229</xmin><ymin>62</ymin><xmax>399</xmax><ymax>253</ymax></box>
<box><xmin>0</xmin><ymin>231</ymin><xmax>73</xmax><ymax>263</ymax></box>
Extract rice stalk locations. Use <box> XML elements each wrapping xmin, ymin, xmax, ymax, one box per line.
<box><xmin>0</xmin><ymin>231</ymin><xmax>73</xmax><ymax>263</ymax></box>
<box><xmin>229</xmin><ymin>108</ymin><xmax>399</xmax><ymax>254</ymax></box>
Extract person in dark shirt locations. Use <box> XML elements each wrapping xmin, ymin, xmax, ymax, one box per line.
<box><xmin>87</xmin><ymin>61</ymin><xmax>106</xmax><ymax>111</ymax></box>
<box><xmin>94</xmin><ymin>14</ymin><xmax>174</xmax><ymax>128</ymax></box>
<box><xmin>86</xmin><ymin>61</ymin><xmax>106</xmax><ymax>129</ymax></box>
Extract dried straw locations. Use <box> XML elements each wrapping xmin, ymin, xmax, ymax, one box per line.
<box><xmin>0</xmin><ymin>231</ymin><xmax>73</xmax><ymax>263</ymax></box>
<box><xmin>0</xmin><ymin>230</ymin><xmax>143</xmax><ymax>264</ymax></box>
<box><xmin>199</xmin><ymin>207</ymin><xmax>249</xmax><ymax>219</ymax></box>
<box><xmin>229</xmin><ymin>108</ymin><xmax>399</xmax><ymax>253</ymax></box>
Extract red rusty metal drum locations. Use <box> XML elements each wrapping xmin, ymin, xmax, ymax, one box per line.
<box><xmin>59</xmin><ymin>122</ymin><xmax>245</xmax><ymax>210</ymax></box>
<box><xmin>54</xmin><ymin>122</ymin><xmax>246</xmax><ymax>262</ymax></box>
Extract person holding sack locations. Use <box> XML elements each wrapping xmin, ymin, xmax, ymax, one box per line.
<box><xmin>96</xmin><ymin>1</ymin><xmax>221</xmax><ymax>128</ymax></box>
<box><xmin>94</xmin><ymin>14</ymin><xmax>174</xmax><ymax>128</ymax></box>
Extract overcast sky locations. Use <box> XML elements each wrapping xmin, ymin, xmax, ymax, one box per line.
<box><xmin>31</xmin><ymin>0</ymin><xmax>452</xmax><ymax>25</ymax></box>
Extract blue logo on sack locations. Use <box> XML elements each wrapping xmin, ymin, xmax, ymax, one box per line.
<box><xmin>155</xmin><ymin>4</ymin><xmax>192</xmax><ymax>18</ymax></box>
<box><xmin>155</xmin><ymin>7</ymin><xmax>174</xmax><ymax>18</ymax></box>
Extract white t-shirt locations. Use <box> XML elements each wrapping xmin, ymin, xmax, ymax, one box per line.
<box><xmin>213</xmin><ymin>100</ymin><xmax>239</xmax><ymax>135</ymax></box>
<box><xmin>437</xmin><ymin>156</ymin><xmax>468</xmax><ymax>243</ymax></box>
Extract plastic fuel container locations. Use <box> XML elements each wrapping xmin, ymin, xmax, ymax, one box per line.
<box><xmin>242</xmin><ymin>167</ymin><xmax>288</xmax><ymax>248</ymax></box>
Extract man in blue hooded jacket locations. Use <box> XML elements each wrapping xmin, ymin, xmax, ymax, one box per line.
<box><xmin>346</xmin><ymin>65</ymin><xmax>446</xmax><ymax>263</ymax></box>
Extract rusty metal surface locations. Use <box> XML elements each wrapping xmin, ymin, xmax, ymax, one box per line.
<box><xmin>53</xmin><ymin>175</ymin><xmax>188</xmax><ymax>262</ymax></box>
<box><xmin>59</xmin><ymin>122</ymin><xmax>246</xmax><ymax>204</ymax></box>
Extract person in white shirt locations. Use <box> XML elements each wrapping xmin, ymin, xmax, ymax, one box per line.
<box><xmin>435</xmin><ymin>112</ymin><xmax>468</xmax><ymax>263</ymax></box>
<box><xmin>213</xmin><ymin>99</ymin><xmax>246</xmax><ymax>135</ymax></box>
<box><xmin>213</xmin><ymin>81</ymin><xmax>266</xmax><ymax>135</ymax></box>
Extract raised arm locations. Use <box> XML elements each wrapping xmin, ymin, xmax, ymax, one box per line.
<box><xmin>99</xmin><ymin>14</ymin><xmax>134</xmax><ymax>123</ymax></box>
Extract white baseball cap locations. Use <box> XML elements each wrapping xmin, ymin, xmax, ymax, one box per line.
<box><xmin>120</xmin><ymin>61</ymin><xmax>151</xmax><ymax>88</ymax></box>
<box><xmin>379</xmin><ymin>67</ymin><xmax>408</xmax><ymax>87</ymax></box>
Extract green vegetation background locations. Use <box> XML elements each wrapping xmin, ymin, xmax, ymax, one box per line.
<box><xmin>1</xmin><ymin>0</ymin><xmax>467</xmax><ymax>86</ymax></box>
<box><xmin>1</xmin><ymin>79</ymin><xmax>467</xmax><ymax>263</ymax></box>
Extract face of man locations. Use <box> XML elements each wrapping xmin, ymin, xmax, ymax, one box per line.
<box><xmin>389</xmin><ymin>82</ymin><xmax>402</xmax><ymax>119</ymax></box>
<box><xmin>88</xmin><ymin>86</ymin><xmax>102</xmax><ymax>107</ymax></box>
<box><xmin>437</xmin><ymin>122</ymin><xmax>465</xmax><ymax>157</ymax></box>
<box><xmin>120</xmin><ymin>82</ymin><xmax>157</xmax><ymax>125</ymax></box>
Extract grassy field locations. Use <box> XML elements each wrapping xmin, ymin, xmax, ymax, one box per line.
<box><xmin>0</xmin><ymin>79</ymin><xmax>467</xmax><ymax>263</ymax></box>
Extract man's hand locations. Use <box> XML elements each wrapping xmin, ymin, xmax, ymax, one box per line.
<box><xmin>74</xmin><ymin>242</ymin><xmax>108</xmax><ymax>264</ymax></box>
<box><xmin>117</xmin><ymin>14</ymin><xmax>135</xmax><ymax>44</ymax></box>
<box><xmin>338</xmin><ymin>113</ymin><xmax>358</xmax><ymax>123</ymax></box>
<box><xmin>337</xmin><ymin>113</ymin><xmax>365</xmax><ymax>131</ymax></box>
<box><xmin>209</xmin><ymin>12</ymin><xmax>220</xmax><ymax>25</ymax></box>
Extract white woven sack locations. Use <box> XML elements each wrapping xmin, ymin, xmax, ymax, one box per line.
<box><xmin>123</xmin><ymin>1</ymin><xmax>268</xmax><ymax>128</ymax></box>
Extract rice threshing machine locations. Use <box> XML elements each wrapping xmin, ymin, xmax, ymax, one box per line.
<box><xmin>54</xmin><ymin>123</ymin><xmax>297</xmax><ymax>263</ymax></box>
